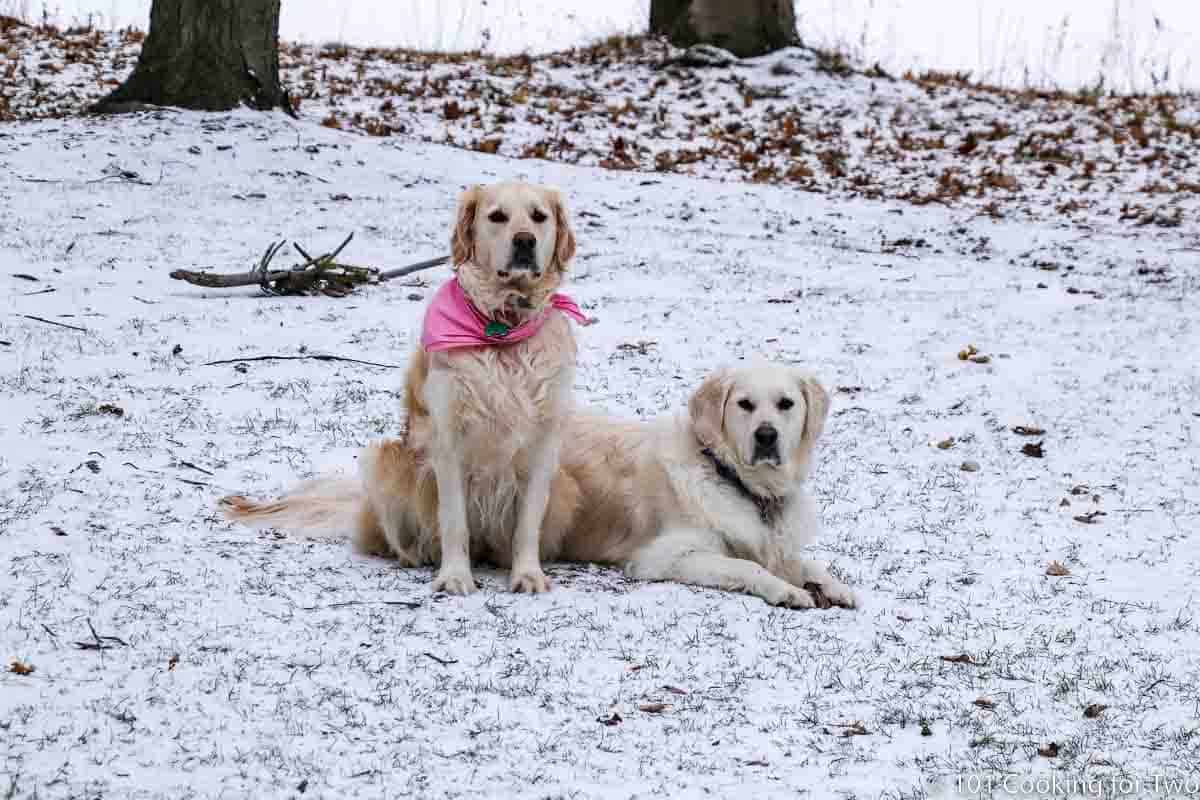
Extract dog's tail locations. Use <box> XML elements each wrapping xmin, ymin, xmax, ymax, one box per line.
<box><xmin>220</xmin><ymin>476</ymin><xmax>363</xmax><ymax>537</ymax></box>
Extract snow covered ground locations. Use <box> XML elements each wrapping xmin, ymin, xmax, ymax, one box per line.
<box><xmin>2</xmin><ymin>34</ymin><xmax>1200</xmax><ymax>800</ymax></box>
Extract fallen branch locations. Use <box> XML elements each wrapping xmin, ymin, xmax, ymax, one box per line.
<box><xmin>204</xmin><ymin>354</ymin><xmax>402</xmax><ymax>369</ymax></box>
<box><xmin>170</xmin><ymin>233</ymin><xmax>448</xmax><ymax>297</ymax></box>
<box><xmin>74</xmin><ymin>620</ymin><xmax>128</xmax><ymax>651</ymax></box>
<box><xmin>380</xmin><ymin>255</ymin><xmax>450</xmax><ymax>280</ymax></box>
<box><xmin>20</xmin><ymin>314</ymin><xmax>88</xmax><ymax>333</ymax></box>
<box><xmin>423</xmin><ymin>652</ymin><xmax>459</xmax><ymax>666</ymax></box>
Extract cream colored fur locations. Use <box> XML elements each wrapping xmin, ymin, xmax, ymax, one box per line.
<box><xmin>225</xmin><ymin>180</ymin><xmax>579</xmax><ymax>596</ymax></box>
<box><xmin>226</xmin><ymin>364</ymin><xmax>857</xmax><ymax>610</ymax></box>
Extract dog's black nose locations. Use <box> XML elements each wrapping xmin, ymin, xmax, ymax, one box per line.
<box><xmin>513</xmin><ymin>232</ymin><xmax>536</xmax><ymax>253</ymax></box>
<box><xmin>754</xmin><ymin>425</ymin><xmax>778</xmax><ymax>447</ymax></box>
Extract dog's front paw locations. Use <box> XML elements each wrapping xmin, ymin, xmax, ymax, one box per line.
<box><xmin>804</xmin><ymin>579</ymin><xmax>857</xmax><ymax>609</ymax></box>
<box><xmin>764</xmin><ymin>582</ymin><xmax>816</xmax><ymax>610</ymax></box>
<box><xmin>510</xmin><ymin>566</ymin><xmax>552</xmax><ymax>594</ymax></box>
<box><xmin>432</xmin><ymin>567</ymin><xmax>477</xmax><ymax>596</ymax></box>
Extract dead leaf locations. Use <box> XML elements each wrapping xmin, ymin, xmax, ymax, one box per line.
<box><xmin>961</xmin><ymin>461</ymin><xmax>980</xmax><ymax>472</ymax></box>
<box><xmin>957</xmin><ymin>344</ymin><xmax>978</xmax><ymax>360</ymax></box>
<box><xmin>941</xmin><ymin>653</ymin><xmax>977</xmax><ymax>665</ymax></box>
<box><xmin>9</xmin><ymin>659</ymin><xmax>34</xmax><ymax>675</ymax></box>
<box><xmin>638</xmin><ymin>702</ymin><xmax>668</xmax><ymax>714</ymax></box>
<box><xmin>1074</xmin><ymin>510</ymin><xmax>1107</xmax><ymax>524</ymax></box>
<box><xmin>1083</xmin><ymin>703</ymin><xmax>1108</xmax><ymax>718</ymax></box>
<box><xmin>597</xmin><ymin>712</ymin><xmax>622</xmax><ymax>726</ymax></box>
<box><xmin>839</xmin><ymin>721</ymin><xmax>869</xmax><ymax>737</ymax></box>
<box><xmin>1038</xmin><ymin>742</ymin><xmax>1060</xmax><ymax>758</ymax></box>
<box><xmin>936</xmin><ymin>437</ymin><xmax>955</xmax><ymax>450</ymax></box>
<box><xmin>1012</xmin><ymin>425</ymin><xmax>1045</xmax><ymax>436</ymax></box>
<box><xmin>662</xmin><ymin>685</ymin><xmax>688</xmax><ymax>695</ymax></box>
<box><xmin>475</xmin><ymin>138</ymin><xmax>502</xmax><ymax>154</ymax></box>
<box><xmin>1021</xmin><ymin>441</ymin><xmax>1045</xmax><ymax>458</ymax></box>
<box><xmin>973</xmin><ymin>697</ymin><xmax>995</xmax><ymax>709</ymax></box>
<box><xmin>168</xmin><ymin>653</ymin><xmax>179</xmax><ymax>671</ymax></box>
<box><xmin>968</xmin><ymin>354</ymin><xmax>992</xmax><ymax>364</ymax></box>
<box><xmin>1046</xmin><ymin>561</ymin><xmax>1070</xmax><ymax>577</ymax></box>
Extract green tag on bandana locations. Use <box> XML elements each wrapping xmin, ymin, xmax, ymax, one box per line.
<box><xmin>485</xmin><ymin>321</ymin><xmax>510</xmax><ymax>339</ymax></box>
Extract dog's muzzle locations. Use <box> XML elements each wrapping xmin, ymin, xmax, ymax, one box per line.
<box><xmin>752</xmin><ymin>424</ymin><xmax>780</xmax><ymax>465</ymax></box>
<box><xmin>503</xmin><ymin>232</ymin><xmax>540</xmax><ymax>278</ymax></box>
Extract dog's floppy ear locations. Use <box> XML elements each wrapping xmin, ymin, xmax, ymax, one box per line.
<box><xmin>792</xmin><ymin>371</ymin><xmax>830</xmax><ymax>479</ymax></box>
<box><xmin>689</xmin><ymin>368</ymin><xmax>733</xmax><ymax>450</ymax></box>
<box><xmin>451</xmin><ymin>185</ymin><xmax>482</xmax><ymax>267</ymax></box>
<box><xmin>548</xmin><ymin>189</ymin><xmax>576</xmax><ymax>271</ymax></box>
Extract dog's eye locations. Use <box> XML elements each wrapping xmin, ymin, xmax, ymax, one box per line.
<box><xmin>531</xmin><ymin>208</ymin><xmax>548</xmax><ymax>224</ymax></box>
<box><xmin>777</xmin><ymin>397</ymin><xmax>794</xmax><ymax>411</ymax></box>
<box><xmin>737</xmin><ymin>398</ymin><xmax>755</xmax><ymax>412</ymax></box>
<box><xmin>488</xmin><ymin>210</ymin><xmax>509</xmax><ymax>224</ymax></box>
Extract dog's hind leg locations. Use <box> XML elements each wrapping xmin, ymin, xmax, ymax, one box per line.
<box><xmin>358</xmin><ymin>439</ymin><xmax>428</xmax><ymax>567</ymax></box>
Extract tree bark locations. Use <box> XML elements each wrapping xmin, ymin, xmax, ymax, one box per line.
<box><xmin>649</xmin><ymin>0</ymin><xmax>797</xmax><ymax>58</ymax></box>
<box><xmin>649</xmin><ymin>0</ymin><xmax>692</xmax><ymax>36</ymax></box>
<box><xmin>93</xmin><ymin>0</ymin><xmax>290</xmax><ymax>114</ymax></box>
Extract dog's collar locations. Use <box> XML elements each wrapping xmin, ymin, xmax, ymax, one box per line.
<box><xmin>700</xmin><ymin>448</ymin><xmax>786</xmax><ymax>527</ymax></box>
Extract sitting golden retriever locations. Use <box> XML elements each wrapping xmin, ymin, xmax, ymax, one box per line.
<box><xmin>226</xmin><ymin>180</ymin><xmax>585</xmax><ymax>595</ymax></box>
<box><xmin>227</xmin><ymin>362</ymin><xmax>856</xmax><ymax>610</ymax></box>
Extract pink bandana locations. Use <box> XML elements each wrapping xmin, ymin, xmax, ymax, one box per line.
<box><xmin>420</xmin><ymin>277</ymin><xmax>591</xmax><ymax>352</ymax></box>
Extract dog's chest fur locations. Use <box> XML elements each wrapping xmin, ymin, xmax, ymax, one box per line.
<box><xmin>439</xmin><ymin>315</ymin><xmax>575</xmax><ymax>458</ymax></box>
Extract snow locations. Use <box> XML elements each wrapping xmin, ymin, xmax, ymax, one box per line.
<box><xmin>17</xmin><ymin>0</ymin><xmax>1200</xmax><ymax>92</ymax></box>
<box><xmin>2</xmin><ymin>42</ymin><xmax>1200</xmax><ymax>800</ymax></box>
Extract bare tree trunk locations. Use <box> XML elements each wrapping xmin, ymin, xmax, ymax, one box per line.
<box><xmin>93</xmin><ymin>0</ymin><xmax>290</xmax><ymax>114</ymax></box>
<box><xmin>649</xmin><ymin>0</ymin><xmax>692</xmax><ymax>36</ymax></box>
<box><xmin>649</xmin><ymin>0</ymin><xmax>797</xmax><ymax>58</ymax></box>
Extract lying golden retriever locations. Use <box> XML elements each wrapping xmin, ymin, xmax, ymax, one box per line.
<box><xmin>226</xmin><ymin>180</ymin><xmax>584</xmax><ymax>595</ymax></box>
<box><xmin>227</xmin><ymin>362</ymin><xmax>856</xmax><ymax>610</ymax></box>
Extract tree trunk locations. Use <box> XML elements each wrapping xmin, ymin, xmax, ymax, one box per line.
<box><xmin>649</xmin><ymin>0</ymin><xmax>797</xmax><ymax>58</ymax></box>
<box><xmin>649</xmin><ymin>0</ymin><xmax>692</xmax><ymax>36</ymax></box>
<box><xmin>93</xmin><ymin>0</ymin><xmax>289</xmax><ymax>114</ymax></box>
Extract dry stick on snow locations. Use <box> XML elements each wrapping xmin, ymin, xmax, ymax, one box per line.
<box><xmin>380</xmin><ymin>254</ymin><xmax>450</xmax><ymax>280</ymax></box>
<box><xmin>423</xmin><ymin>652</ymin><xmax>459</xmax><ymax>666</ymax></box>
<box><xmin>204</xmin><ymin>354</ymin><xmax>402</xmax><ymax>369</ymax></box>
<box><xmin>170</xmin><ymin>232</ymin><xmax>449</xmax><ymax>292</ymax></box>
<box><xmin>21</xmin><ymin>314</ymin><xmax>88</xmax><ymax>333</ymax></box>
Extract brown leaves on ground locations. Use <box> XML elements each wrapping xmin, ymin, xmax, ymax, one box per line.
<box><xmin>638</xmin><ymin>702</ymin><xmax>668</xmax><ymax>714</ymax></box>
<box><xmin>1046</xmin><ymin>561</ymin><xmax>1071</xmax><ymax>576</ymax></box>
<box><xmin>1021</xmin><ymin>441</ymin><xmax>1045</xmax><ymax>458</ymax></box>
<box><xmin>4</xmin><ymin>28</ymin><xmax>1195</xmax><ymax>228</ymax></box>
<box><xmin>9</xmin><ymin>659</ymin><xmax>34</xmax><ymax>675</ymax></box>
<box><xmin>1012</xmin><ymin>425</ymin><xmax>1045</xmax><ymax>436</ymax></box>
